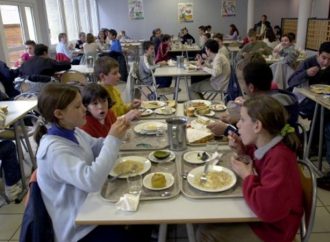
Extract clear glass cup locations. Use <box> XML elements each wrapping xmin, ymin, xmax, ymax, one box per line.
<box><xmin>126</xmin><ymin>174</ymin><xmax>142</xmax><ymax>195</ymax></box>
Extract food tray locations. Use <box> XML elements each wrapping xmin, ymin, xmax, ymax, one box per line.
<box><xmin>100</xmin><ymin>151</ymin><xmax>180</xmax><ymax>202</ymax></box>
<box><xmin>179</xmin><ymin>147</ymin><xmax>243</xmax><ymax>199</ymax></box>
<box><xmin>120</xmin><ymin>121</ymin><xmax>169</xmax><ymax>151</ymax></box>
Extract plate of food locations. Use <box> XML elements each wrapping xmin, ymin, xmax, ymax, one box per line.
<box><xmin>139</xmin><ymin>108</ymin><xmax>153</xmax><ymax>116</ymax></box>
<box><xmin>134</xmin><ymin>121</ymin><xmax>167</xmax><ymax>135</ymax></box>
<box><xmin>210</xmin><ymin>103</ymin><xmax>227</xmax><ymax>112</ymax></box>
<box><xmin>141</xmin><ymin>101</ymin><xmax>166</xmax><ymax>109</ymax></box>
<box><xmin>143</xmin><ymin>172</ymin><xmax>175</xmax><ymax>191</ymax></box>
<box><xmin>183</xmin><ymin>151</ymin><xmax>210</xmax><ymax>164</ymax></box>
<box><xmin>190</xmin><ymin>116</ymin><xmax>214</xmax><ymax>130</ymax></box>
<box><xmin>148</xmin><ymin>150</ymin><xmax>176</xmax><ymax>163</ymax></box>
<box><xmin>189</xmin><ymin>100</ymin><xmax>212</xmax><ymax>107</ymax></box>
<box><xmin>109</xmin><ymin>156</ymin><xmax>151</xmax><ymax>178</ymax></box>
<box><xmin>187</xmin><ymin>166</ymin><xmax>236</xmax><ymax>192</ymax></box>
<box><xmin>194</xmin><ymin>110</ymin><xmax>215</xmax><ymax>117</ymax></box>
<box><xmin>310</xmin><ymin>84</ymin><xmax>330</xmax><ymax>94</ymax></box>
<box><xmin>154</xmin><ymin>107</ymin><xmax>176</xmax><ymax>115</ymax></box>
<box><xmin>186</xmin><ymin>128</ymin><xmax>214</xmax><ymax>144</ymax></box>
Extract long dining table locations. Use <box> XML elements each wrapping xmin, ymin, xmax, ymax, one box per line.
<box><xmin>153</xmin><ymin>66</ymin><xmax>210</xmax><ymax>101</ymax></box>
<box><xmin>75</xmin><ymin>103</ymin><xmax>258</xmax><ymax>242</ymax></box>
<box><xmin>0</xmin><ymin>100</ymin><xmax>38</xmax><ymax>200</ymax></box>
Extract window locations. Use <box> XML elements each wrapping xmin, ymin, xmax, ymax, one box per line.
<box><xmin>45</xmin><ymin>0</ymin><xmax>99</xmax><ymax>44</ymax></box>
<box><xmin>63</xmin><ymin>0</ymin><xmax>78</xmax><ymax>41</ymax></box>
<box><xmin>78</xmin><ymin>0</ymin><xmax>88</xmax><ymax>33</ymax></box>
<box><xmin>45</xmin><ymin>0</ymin><xmax>61</xmax><ymax>44</ymax></box>
<box><xmin>0</xmin><ymin>4</ymin><xmax>37</xmax><ymax>67</ymax></box>
<box><xmin>89</xmin><ymin>0</ymin><xmax>99</xmax><ymax>35</ymax></box>
<box><xmin>25</xmin><ymin>7</ymin><xmax>36</xmax><ymax>41</ymax></box>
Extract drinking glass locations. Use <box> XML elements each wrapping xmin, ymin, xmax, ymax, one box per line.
<box><xmin>126</xmin><ymin>174</ymin><xmax>142</xmax><ymax>195</ymax></box>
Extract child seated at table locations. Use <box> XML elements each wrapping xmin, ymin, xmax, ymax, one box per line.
<box><xmin>15</xmin><ymin>40</ymin><xmax>36</xmax><ymax>67</ymax></box>
<box><xmin>34</xmin><ymin>83</ymin><xmax>151</xmax><ymax>242</ymax></box>
<box><xmin>94</xmin><ymin>56</ymin><xmax>141</xmax><ymax>117</ymax></box>
<box><xmin>80</xmin><ymin>83</ymin><xmax>139</xmax><ymax>138</ymax></box>
<box><xmin>196</xmin><ymin>95</ymin><xmax>303</xmax><ymax>242</ymax></box>
<box><xmin>273</xmin><ymin>33</ymin><xmax>299</xmax><ymax>67</ymax></box>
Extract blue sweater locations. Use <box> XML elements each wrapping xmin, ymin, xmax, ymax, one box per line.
<box><xmin>36</xmin><ymin>128</ymin><xmax>121</xmax><ymax>242</ymax></box>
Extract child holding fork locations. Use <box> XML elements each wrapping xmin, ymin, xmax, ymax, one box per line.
<box><xmin>196</xmin><ymin>95</ymin><xmax>303</xmax><ymax>242</ymax></box>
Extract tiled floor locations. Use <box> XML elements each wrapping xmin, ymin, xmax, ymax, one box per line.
<box><xmin>1</xmin><ymin>81</ymin><xmax>330</xmax><ymax>241</ymax></box>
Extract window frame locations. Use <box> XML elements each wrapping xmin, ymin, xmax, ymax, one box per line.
<box><xmin>45</xmin><ymin>0</ymin><xmax>99</xmax><ymax>45</ymax></box>
<box><xmin>0</xmin><ymin>1</ymin><xmax>38</xmax><ymax>65</ymax></box>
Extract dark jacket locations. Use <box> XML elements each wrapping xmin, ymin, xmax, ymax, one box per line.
<box><xmin>181</xmin><ymin>33</ymin><xmax>195</xmax><ymax>44</ymax></box>
<box><xmin>0</xmin><ymin>60</ymin><xmax>19</xmax><ymax>98</ymax></box>
<box><xmin>288</xmin><ymin>55</ymin><xmax>330</xmax><ymax>88</ymax></box>
<box><xmin>19</xmin><ymin>56</ymin><xmax>71</xmax><ymax>82</ymax></box>
<box><xmin>19</xmin><ymin>176</ymin><xmax>54</xmax><ymax>242</ymax></box>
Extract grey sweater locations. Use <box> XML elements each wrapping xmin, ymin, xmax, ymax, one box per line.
<box><xmin>37</xmin><ymin>128</ymin><xmax>121</xmax><ymax>242</ymax></box>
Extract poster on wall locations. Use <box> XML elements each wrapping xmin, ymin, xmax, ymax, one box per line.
<box><xmin>221</xmin><ymin>0</ymin><xmax>236</xmax><ymax>16</ymax></box>
<box><xmin>128</xmin><ymin>0</ymin><xmax>144</xmax><ymax>20</ymax></box>
<box><xmin>178</xmin><ymin>3</ymin><xmax>193</xmax><ymax>22</ymax></box>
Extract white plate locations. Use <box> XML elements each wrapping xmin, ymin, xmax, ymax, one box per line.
<box><xmin>109</xmin><ymin>156</ymin><xmax>151</xmax><ymax>178</ymax></box>
<box><xmin>183</xmin><ymin>151</ymin><xmax>211</xmax><ymax>164</ymax></box>
<box><xmin>310</xmin><ymin>84</ymin><xmax>330</xmax><ymax>94</ymax></box>
<box><xmin>190</xmin><ymin>118</ymin><xmax>214</xmax><ymax>130</ymax></box>
<box><xmin>154</xmin><ymin>107</ymin><xmax>176</xmax><ymax>115</ymax></box>
<box><xmin>141</xmin><ymin>101</ymin><xmax>166</xmax><ymax>109</ymax></box>
<box><xmin>189</xmin><ymin>99</ymin><xmax>212</xmax><ymax>107</ymax></box>
<box><xmin>143</xmin><ymin>172</ymin><xmax>175</xmax><ymax>191</ymax></box>
<box><xmin>210</xmin><ymin>103</ymin><xmax>227</xmax><ymax>112</ymax></box>
<box><xmin>140</xmin><ymin>109</ymin><xmax>153</xmax><ymax>116</ymax></box>
<box><xmin>194</xmin><ymin>110</ymin><xmax>215</xmax><ymax>117</ymax></box>
<box><xmin>148</xmin><ymin>150</ymin><xmax>176</xmax><ymax>163</ymax></box>
<box><xmin>187</xmin><ymin>166</ymin><xmax>237</xmax><ymax>192</ymax></box>
<box><xmin>134</xmin><ymin>121</ymin><xmax>167</xmax><ymax>135</ymax></box>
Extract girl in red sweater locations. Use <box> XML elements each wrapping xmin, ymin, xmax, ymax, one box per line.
<box><xmin>197</xmin><ymin>95</ymin><xmax>303</xmax><ymax>242</ymax></box>
<box><xmin>80</xmin><ymin>83</ymin><xmax>139</xmax><ymax>138</ymax></box>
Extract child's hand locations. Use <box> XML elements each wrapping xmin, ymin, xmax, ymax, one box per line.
<box><xmin>131</xmin><ymin>99</ymin><xmax>141</xmax><ymax>109</ymax></box>
<box><xmin>234</xmin><ymin>96</ymin><xmax>245</xmax><ymax>106</ymax></box>
<box><xmin>307</xmin><ymin>66</ymin><xmax>320</xmax><ymax>77</ymax></box>
<box><xmin>109</xmin><ymin>118</ymin><xmax>130</xmax><ymax>139</ymax></box>
<box><xmin>125</xmin><ymin>109</ymin><xmax>141</xmax><ymax>121</ymax></box>
<box><xmin>230</xmin><ymin>156</ymin><xmax>253</xmax><ymax>179</ymax></box>
<box><xmin>228</xmin><ymin>131</ymin><xmax>245</xmax><ymax>154</ymax></box>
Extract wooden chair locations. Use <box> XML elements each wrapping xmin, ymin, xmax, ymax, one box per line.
<box><xmin>298</xmin><ymin>160</ymin><xmax>317</xmax><ymax>242</ymax></box>
<box><xmin>60</xmin><ymin>70</ymin><xmax>87</xmax><ymax>85</ymax></box>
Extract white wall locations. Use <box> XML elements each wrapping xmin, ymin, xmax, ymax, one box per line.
<box><xmin>97</xmin><ymin>0</ymin><xmax>330</xmax><ymax>40</ymax></box>
<box><xmin>97</xmin><ymin>0</ymin><xmax>248</xmax><ymax>40</ymax></box>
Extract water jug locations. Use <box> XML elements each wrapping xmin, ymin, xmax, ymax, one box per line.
<box><xmin>176</xmin><ymin>56</ymin><xmax>184</xmax><ymax>68</ymax></box>
<box><xmin>166</xmin><ymin>116</ymin><xmax>187</xmax><ymax>151</ymax></box>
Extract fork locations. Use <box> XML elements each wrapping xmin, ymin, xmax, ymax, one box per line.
<box><xmin>199</xmin><ymin>152</ymin><xmax>222</xmax><ymax>184</ymax></box>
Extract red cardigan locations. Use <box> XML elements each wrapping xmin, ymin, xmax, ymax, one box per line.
<box><xmin>80</xmin><ymin>110</ymin><xmax>117</xmax><ymax>138</ymax></box>
<box><xmin>244</xmin><ymin>142</ymin><xmax>303</xmax><ymax>242</ymax></box>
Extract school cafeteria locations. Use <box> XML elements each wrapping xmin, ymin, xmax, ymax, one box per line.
<box><xmin>1</xmin><ymin>0</ymin><xmax>330</xmax><ymax>242</ymax></box>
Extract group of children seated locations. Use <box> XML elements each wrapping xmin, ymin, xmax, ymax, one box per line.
<box><xmin>2</xmin><ymin>22</ymin><xmax>330</xmax><ymax>242</ymax></box>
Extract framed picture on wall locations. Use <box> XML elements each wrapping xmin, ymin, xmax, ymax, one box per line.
<box><xmin>178</xmin><ymin>3</ymin><xmax>193</xmax><ymax>22</ymax></box>
<box><xmin>221</xmin><ymin>0</ymin><xmax>236</xmax><ymax>16</ymax></box>
<box><xmin>128</xmin><ymin>0</ymin><xmax>144</xmax><ymax>20</ymax></box>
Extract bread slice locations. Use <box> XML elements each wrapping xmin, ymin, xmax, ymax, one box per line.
<box><xmin>186</xmin><ymin>128</ymin><xmax>214</xmax><ymax>144</ymax></box>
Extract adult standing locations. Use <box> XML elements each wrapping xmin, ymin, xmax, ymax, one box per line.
<box><xmin>254</xmin><ymin>14</ymin><xmax>272</xmax><ymax>39</ymax></box>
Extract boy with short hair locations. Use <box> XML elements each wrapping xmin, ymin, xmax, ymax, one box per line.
<box><xmin>94</xmin><ymin>56</ymin><xmax>141</xmax><ymax>118</ymax></box>
<box><xmin>109</xmin><ymin>29</ymin><xmax>122</xmax><ymax>53</ymax></box>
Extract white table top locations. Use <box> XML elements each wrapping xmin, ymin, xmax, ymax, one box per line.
<box><xmin>76</xmin><ymin>192</ymin><xmax>257</xmax><ymax>225</ymax></box>
<box><xmin>170</xmin><ymin>45</ymin><xmax>201</xmax><ymax>52</ymax></box>
<box><xmin>154</xmin><ymin>66</ymin><xmax>209</xmax><ymax>77</ymax></box>
<box><xmin>0</xmin><ymin>100</ymin><xmax>37</xmax><ymax>127</ymax></box>
<box><xmin>70</xmin><ymin>65</ymin><xmax>94</xmax><ymax>74</ymax></box>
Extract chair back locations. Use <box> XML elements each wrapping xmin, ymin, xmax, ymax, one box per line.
<box><xmin>60</xmin><ymin>70</ymin><xmax>87</xmax><ymax>85</ymax></box>
<box><xmin>298</xmin><ymin>160</ymin><xmax>317</xmax><ymax>242</ymax></box>
<box><xmin>55</xmin><ymin>53</ymin><xmax>70</xmax><ymax>62</ymax></box>
<box><xmin>20</xmin><ymin>169</ymin><xmax>54</xmax><ymax>242</ymax></box>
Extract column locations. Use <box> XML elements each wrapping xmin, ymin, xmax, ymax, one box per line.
<box><xmin>296</xmin><ymin>0</ymin><xmax>313</xmax><ymax>49</ymax></box>
<box><xmin>247</xmin><ymin>0</ymin><xmax>255</xmax><ymax>31</ymax></box>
